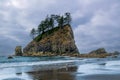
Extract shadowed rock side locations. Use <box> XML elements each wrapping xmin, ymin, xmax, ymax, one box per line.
<box><xmin>23</xmin><ymin>25</ymin><xmax>79</xmax><ymax>56</ymax></box>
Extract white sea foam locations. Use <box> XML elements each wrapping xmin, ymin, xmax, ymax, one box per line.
<box><xmin>106</xmin><ymin>60</ymin><xmax>120</xmax><ymax>66</ymax></box>
<box><xmin>77</xmin><ymin>60</ymin><xmax>120</xmax><ymax>75</ymax></box>
<box><xmin>0</xmin><ymin>60</ymin><xmax>79</xmax><ymax>68</ymax></box>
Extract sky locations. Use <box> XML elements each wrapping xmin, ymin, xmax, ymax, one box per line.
<box><xmin>0</xmin><ymin>0</ymin><xmax>120</xmax><ymax>55</ymax></box>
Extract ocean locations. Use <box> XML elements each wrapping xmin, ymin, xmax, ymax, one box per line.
<box><xmin>0</xmin><ymin>56</ymin><xmax>120</xmax><ymax>80</ymax></box>
<box><xmin>0</xmin><ymin>56</ymin><xmax>79</xmax><ymax>68</ymax></box>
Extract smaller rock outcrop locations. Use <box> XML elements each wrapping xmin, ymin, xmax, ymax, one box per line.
<box><xmin>8</xmin><ymin>56</ymin><xmax>13</xmax><ymax>59</ymax></box>
<box><xmin>89</xmin><ymin>48</ymin><xmax>107</xmax><ymax>54</ymax></box>
<box><xmin>15</xmin><ymin>46</ymin><xmax>22</xmax><ymax>56</ymax></box>
<box><xmin>113</xmin><ymin>51</ymin><xmax>120</xmax><ymax>55</ymax></box>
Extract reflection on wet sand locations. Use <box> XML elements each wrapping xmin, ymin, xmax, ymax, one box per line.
<box><xmin>2</xmin><ymin>58</ymin><xmax>120</xmax><ymax>80</ymax></box>
<box><xmin>26</xmin><ymin>66</ymin><xmax>78</xmax><ymax>80</ymax></box>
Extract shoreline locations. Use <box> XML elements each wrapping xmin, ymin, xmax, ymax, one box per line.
<box><xmin>0</xmin><ymin>56</ymin><xmax>120</xmax><ymax>80</ymax></box>
<box><xmin>1</xmin><ymin>60</ymin><xmax>120</xmax><ymax>80</ymax></box>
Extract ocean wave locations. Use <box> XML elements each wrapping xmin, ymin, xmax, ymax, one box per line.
<box><xmin>0</xmin><ymin>60</ymin><xmax>79</xmax><ymax>68</ymax></box>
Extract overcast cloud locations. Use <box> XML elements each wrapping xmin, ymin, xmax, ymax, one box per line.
<box><xmin>0</xmin><ymin>0</ymin><xmax>120</xmax><ymax>55</ymax></box>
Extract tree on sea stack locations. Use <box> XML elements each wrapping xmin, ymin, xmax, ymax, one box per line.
<box><xmin>31</xmin><ymin>12</ymin><xmax>72</xmax><ymax>38</ymax></box>
<box><xmin>65</xmin><ymin>12</ymin><xmax>72</xmax><ymax>24</ymax></box>
<box><xmin>30</xmin><ymin>28</ymin><xmax>36</xmax><ymax>39</ymax></box>
<box><xmin>49</xmin><ymin>16</ymin><xmax>54</xmax><ymax>29</ymax></box>
<box><xmin>59</xmin><ymin>16</ymin><xmax>64</xmax><ymax>28</ymax></box>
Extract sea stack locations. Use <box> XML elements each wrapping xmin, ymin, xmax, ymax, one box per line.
<box><xmin>15</xmin><ymin>46</ymin><xmax>22</xmax><ymax>56</ymax></box>
<box><xmin>23</xmin><ymin>25</ymin><xmax>79</xmax><ymax>56</ymax></box>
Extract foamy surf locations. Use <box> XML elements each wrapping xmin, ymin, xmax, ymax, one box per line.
<box><xmin>77</xmin><ymin>60</ymin><xmax>120</xmax><ymax>76</ymax></box>
<box><xmin>0</xmin><ymin>60</ymin><xmax>79</xmax><ymax>69</ymax></box>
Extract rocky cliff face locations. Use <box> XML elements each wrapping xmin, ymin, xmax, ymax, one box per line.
<box><xmin>23</xmin><ymin>25</ymin><xmax>79</xmax><ymax>56</ymax></box>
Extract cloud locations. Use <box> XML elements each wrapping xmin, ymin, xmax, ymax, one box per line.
<box><xmin>0</xmin><ymin>0</ymin><xmax>120</xmax><ymax>55</ymax></box>
<box><xmin>74</xmin><ymin>0</ymin><xmax>120</xmax><ymax>53</ymax></box>
<box><xmin>0</xmin><ymin>0</ymin><xmax>58</xmax><ymax>55</ymax></box>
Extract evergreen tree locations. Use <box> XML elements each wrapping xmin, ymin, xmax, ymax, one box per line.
<box><xmin>41</xmin><ymin>21</ymin><xmax>45</xmax><ymax>33</ymax></box>
<box><xmin>65</xmin><ymin>12</ymin><xmax>72</xmax><ymax>25</ymax></box>
<box><xmin>49</xmin><ymin>17</ymin><xmax>54</xmax><ymax>29</ymax></box>
<box><xmin>38</xmin><ymin>24</ymin><xmax>42</xmax><ymax>35</ymax></box>
<box><xmin>44</xmin><ymin>16</ymin><xmax>50</xmax><ymax>31</ymax></box>
<box><xmin>55</xmin><ymin>15</ymin><xmax>61</xmax><ymax>27</ymax></box>
<box><xmin>30</xmin><ymin>28</ymin><xmax>36</xmax><ymax>39</ymax></box>
<box><xmin>59</xmin><ymin>16</ymin><xmax>64</xmax><ymax>28</ymax></box>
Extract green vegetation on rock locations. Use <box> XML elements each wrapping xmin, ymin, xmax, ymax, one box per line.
<box><xmin>34</xmin><ymin>26</ymin><xmax>59</xmax><ymax>42</ymax></box>
<box><xmin>30</xmin><ymin>12</ymin><xmax>72</xmax><ymax>40</ymax></box>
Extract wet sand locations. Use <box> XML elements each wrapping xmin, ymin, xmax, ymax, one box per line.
<box><xmin>78</xmin><ymin>74</ymin><xmax>120</xmax><ymax>80</ymax></box>
<box><xmin>1</xmin><ymin>66</ymin><xmax>120</xmax><ymax>80</ymax></box>
<box><xmin>0</xmin><ymin>61</ymin><xmax>78</xmax><ymax>80</ymax></box>
<box><xmin>0</xmin><ymin>66</ymin><xmax>77</xmax><ymax>80</ymax></box>
<box><xmin>25</xmin><ymin>66</ymin><xmax>120</xmax><ymax>80</ymax></box>
<box><xmin>26</xmin><ymin>66</ymin><xmax>77</xmax><ymax>80</ymax></box>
